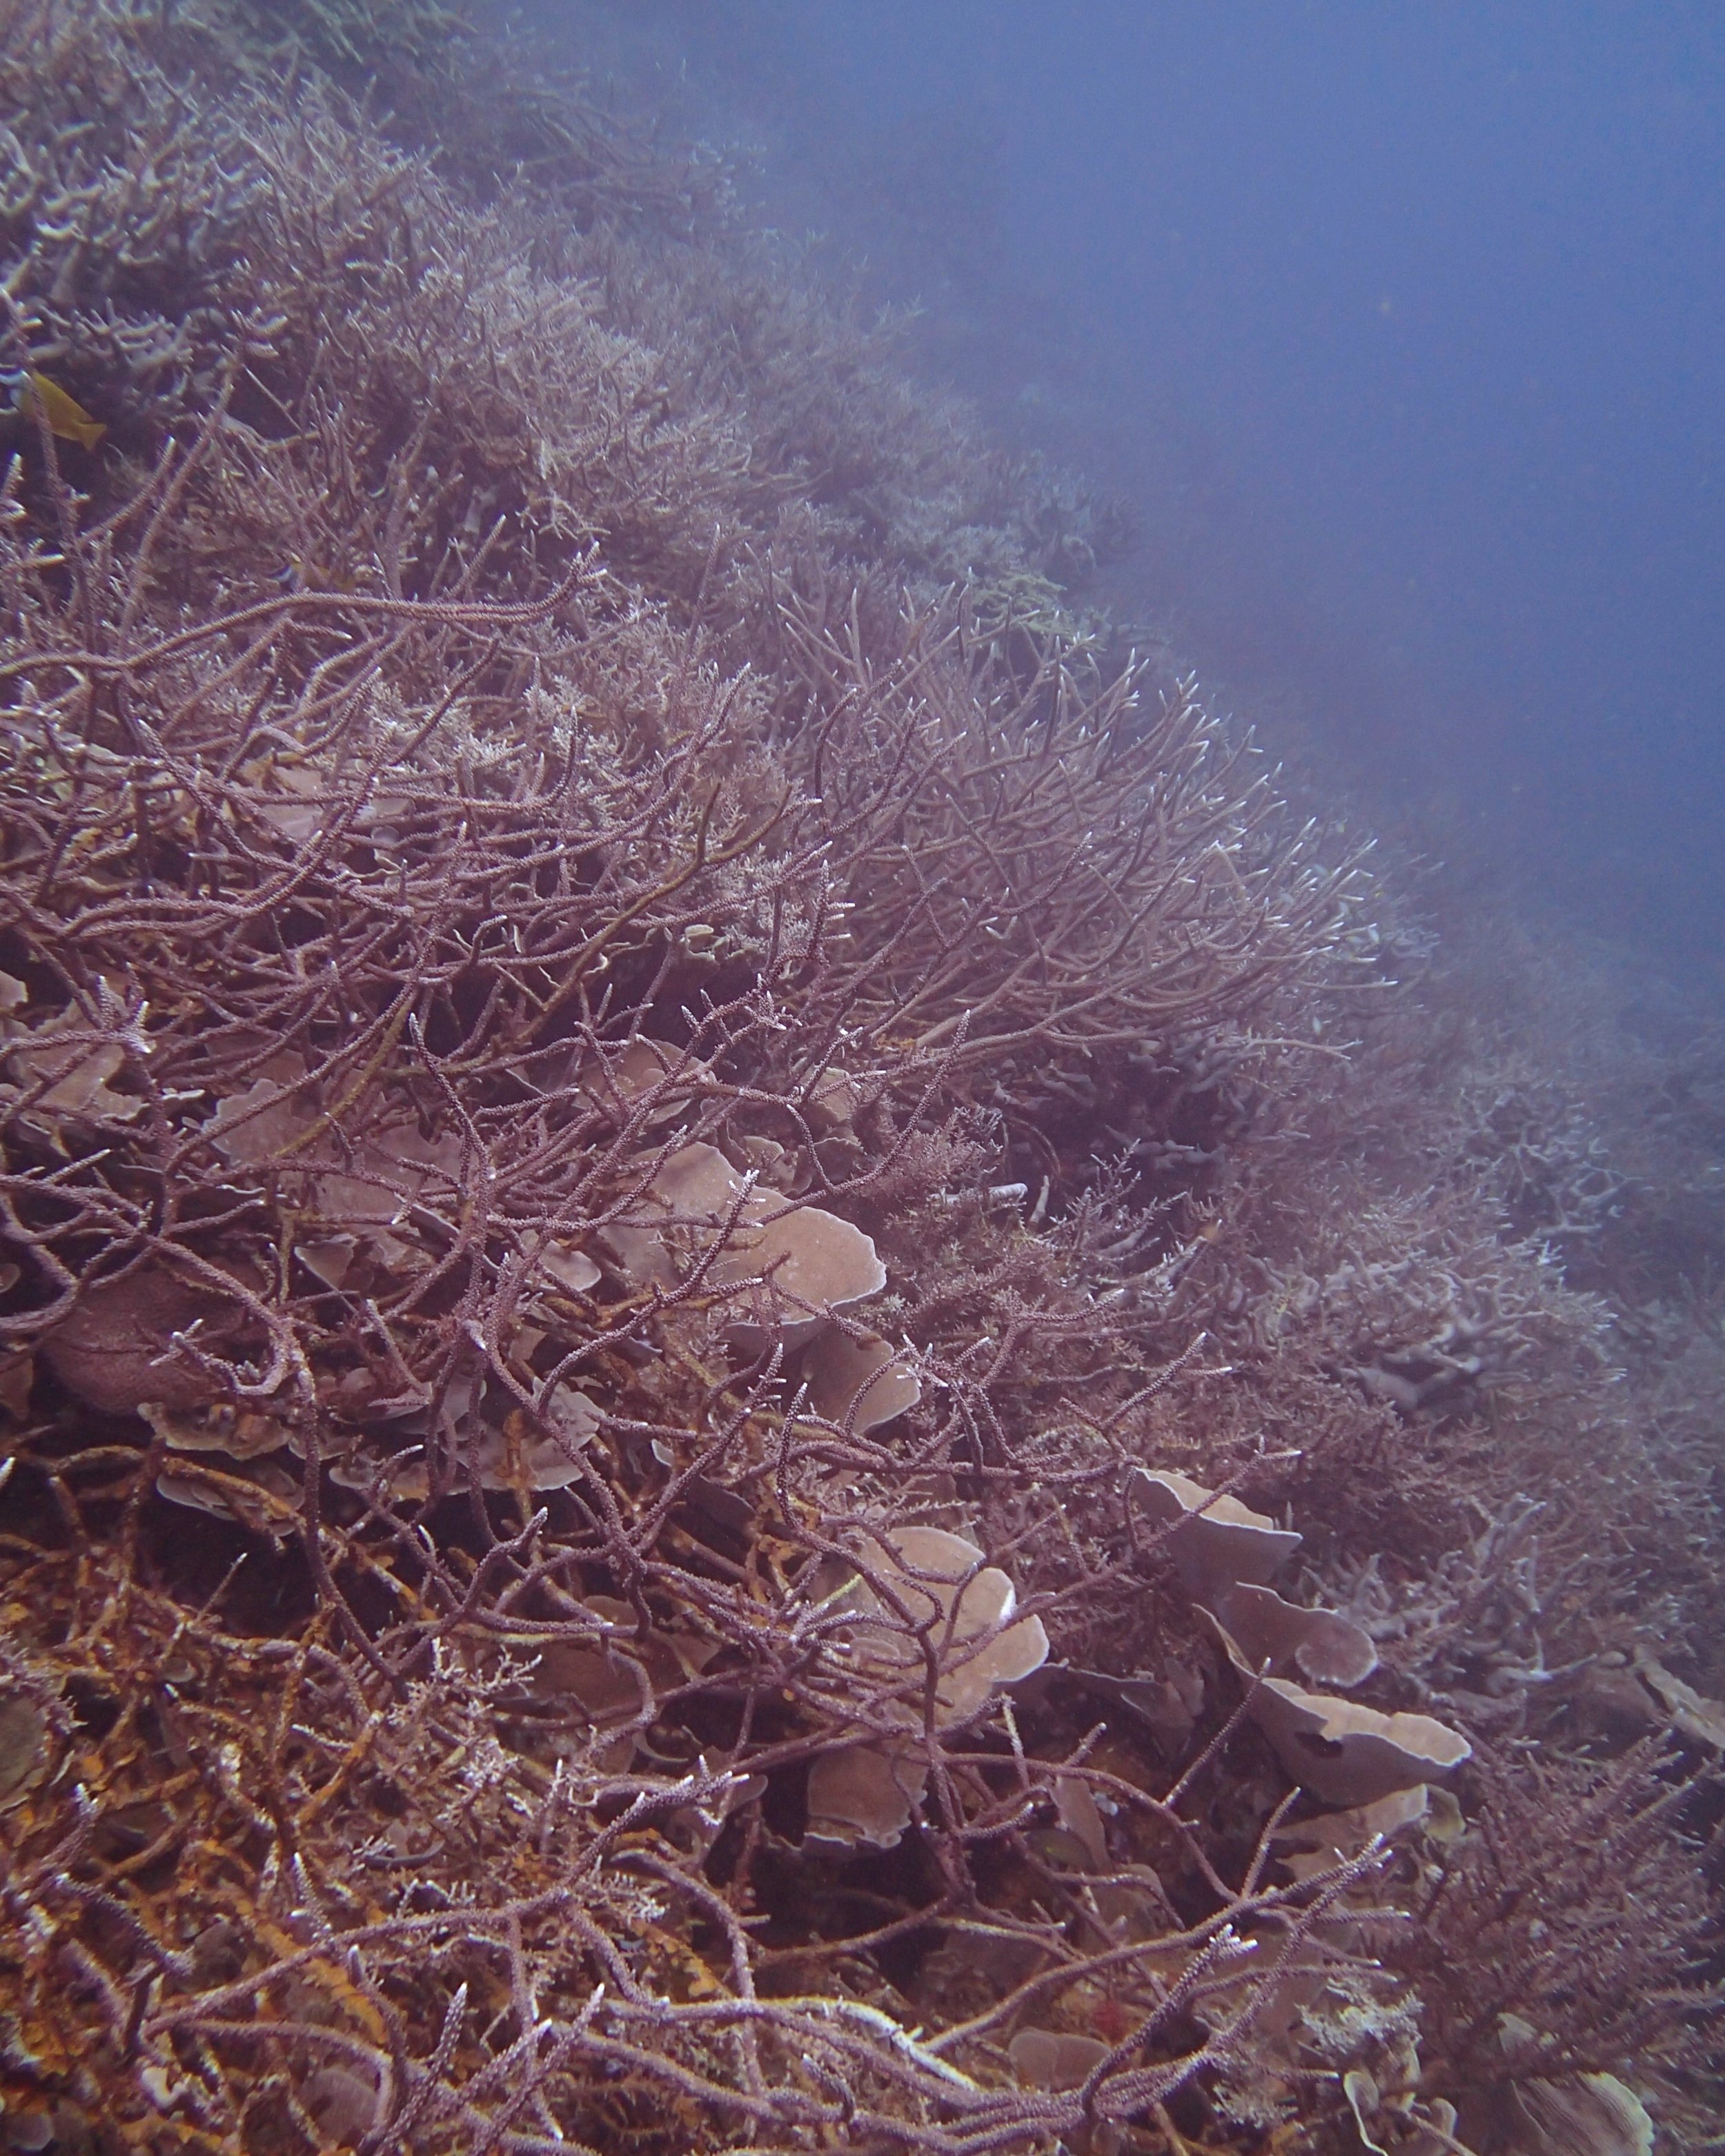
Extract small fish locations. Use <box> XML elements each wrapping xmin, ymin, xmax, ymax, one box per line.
<box><xmin>8</xmin><ymin>370</ymin><xmax>106</xmax><ymax>451</ymax></box>
<box><xmin>275</xmin><ymin>555</ymin><xmax>361</xmax><ymax>595</ymax></box>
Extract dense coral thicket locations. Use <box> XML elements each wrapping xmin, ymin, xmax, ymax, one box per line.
<box><xmin>0</xmin><ymin>4</ymin><xmax>1719</xmax><ymax>2153</ymax></box>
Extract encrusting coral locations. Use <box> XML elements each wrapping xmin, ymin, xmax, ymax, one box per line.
<box><xmin>0</xmin><ymin>2</ymin><xmax>1719</xmax><ymax>2150</ymax></box>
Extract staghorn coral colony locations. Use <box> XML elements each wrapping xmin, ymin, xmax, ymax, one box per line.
<box><xmin>0</xmin><ymin>3</ymin><xmax>1719</xmax><ymax>2150</ymax></box>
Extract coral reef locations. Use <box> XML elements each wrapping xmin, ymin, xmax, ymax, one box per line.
<box><xmin>0</xmin><ymin>3</ymin><xmax>1719</xmax><ymax>2150</ymax></box>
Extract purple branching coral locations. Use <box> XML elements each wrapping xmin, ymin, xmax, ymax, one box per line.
<box><xmin>0</xmin><ymin>2</ymin><xmax>1718</xmax><ymax>2150</ymax></box>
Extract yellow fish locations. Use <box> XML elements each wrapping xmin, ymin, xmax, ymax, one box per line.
<box><xmin>13</xmin><ymin>370</ymin><xmax>106</xmax><ymax>451</ymax></box>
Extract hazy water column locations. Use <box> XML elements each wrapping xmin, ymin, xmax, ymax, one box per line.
<box><xmin>576</xmin><ymin>0</ymin><xmax>1725</xmax><ymax>969</ymax></box>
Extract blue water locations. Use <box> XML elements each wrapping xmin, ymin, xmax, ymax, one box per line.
<box><xmin>558</xmin><ymin>0</ymin><xmax>1725</xmax><ymax>980</ymax></box>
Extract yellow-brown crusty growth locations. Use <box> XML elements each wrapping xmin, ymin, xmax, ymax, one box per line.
<box><xmin>0</xmin><ymin>0</ymin><xmax>1717</xmax><ymax>2148</ymax></box>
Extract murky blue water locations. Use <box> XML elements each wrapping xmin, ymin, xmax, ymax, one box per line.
<box><xmin>554</xmin><ymin>0</ymin><xmax>1725</xmax><ymax>984</ymax></box>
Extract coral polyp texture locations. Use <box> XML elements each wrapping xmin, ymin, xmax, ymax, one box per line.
<box><xmin>0</xmin><ymin>3</ymin><xmax>1719</xmax><ymax>2151</ymax></box>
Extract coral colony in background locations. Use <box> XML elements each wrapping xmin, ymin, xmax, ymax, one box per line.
<box><xmin>0</xmin><ymin>3</ymin><xmax>1719</xmax><ymax>2150</ymax></box>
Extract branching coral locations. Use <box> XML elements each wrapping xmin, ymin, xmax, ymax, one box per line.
<box><xmin>0</xmin><ymin>2</ymin><xmax>1719</xmax><ymax>2150</ymax></box>
<box><xmin>1383</xmin><ymin>1740</ymin><xmax>1721</xmax><ymax>2134</ymax></box>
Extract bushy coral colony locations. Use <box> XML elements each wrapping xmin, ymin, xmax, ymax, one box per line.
<box><xmin>0</xmin><ymin>3</ymin><xmax>1719</xmax><ymax>2150</ymax></box>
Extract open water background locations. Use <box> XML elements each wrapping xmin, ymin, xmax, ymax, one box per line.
<box><xmin>542</xmin><ymin>0</ymin><xmax>1725</xmax><ymax>989</ymax></box>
